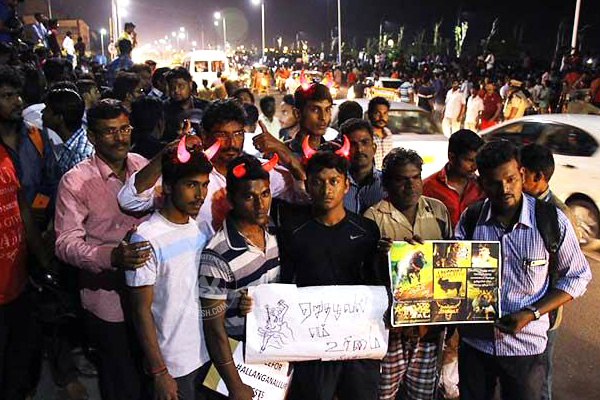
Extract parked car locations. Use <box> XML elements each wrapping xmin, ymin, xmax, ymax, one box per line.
<box><xmin>480</xmin><ymin>114</ymin><xmax>600</xmax><ymax>243</ymax></box>
<box><xmin>332</xmin><ymin>98</ymin><xmax>446</xmax><ymax>178</ymax></box>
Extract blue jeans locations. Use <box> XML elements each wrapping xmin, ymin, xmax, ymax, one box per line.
<box><xmin>541</xmin><ymin>328</ymin><xmax>558</xmax><ymax>400</ymax></box>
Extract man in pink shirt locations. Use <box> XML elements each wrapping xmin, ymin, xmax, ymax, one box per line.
<box><xmin>55</xmin><ymin>100</ymin><xmax>151</xmax><ymax>400</ymax></box>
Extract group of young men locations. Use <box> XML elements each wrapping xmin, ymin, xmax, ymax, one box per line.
<box><xmin>0</xmin><ymin>46</ymin><xmax>592</xmax><ymax>400</ymax></box>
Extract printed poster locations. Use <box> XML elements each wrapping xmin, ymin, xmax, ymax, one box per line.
<box><xmin>389</xmin><ymin>241</ymin><xmax>501</xmax><ymax>327</ymax></box>
<box><xmin>245</xmin><ymin>284</ymin><xmax>389</xmax><ymax>363</ymax></box>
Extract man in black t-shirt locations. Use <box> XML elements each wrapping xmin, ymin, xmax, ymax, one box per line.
<box><xmin>417</xmin><ymin>75</ymin><xmax>435</xmax><ymax>112</ymax></box>
<box><xmin>275</xmin><ymin>150</ymin><xmax>383</xmax><ymax>400</ymax></box>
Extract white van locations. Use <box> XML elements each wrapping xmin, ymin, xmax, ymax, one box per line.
<box><xmin>181</xmin><ymin>50</ymin><xmax>230</xmax><ymax>86</ymax></box>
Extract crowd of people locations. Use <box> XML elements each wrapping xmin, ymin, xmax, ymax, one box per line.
<box><xmin>0</xmin><ymin>4</ymin><xmax>596</xmax><ymax>400</ymax></box>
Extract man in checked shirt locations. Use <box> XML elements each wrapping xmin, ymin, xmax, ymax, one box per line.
<box><xmin>454</xmin><ymin>140</ymin><xmax>592</xmax><ymax>400</ymax></box>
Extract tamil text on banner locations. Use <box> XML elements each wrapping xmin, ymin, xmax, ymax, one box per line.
<box><xmin>389</xmin><ymin>241</ymin><xmax>501</xmax><ymax>327</ymax></box>
<box><xmin>246</xmin><ymin>284</ymin><xmax>389</xmax><ymax>364</ymax></box>
<box><xmin>203</xmin><ymin>338</ymin><xmax>292</xmax><ymax>400</ymax></box>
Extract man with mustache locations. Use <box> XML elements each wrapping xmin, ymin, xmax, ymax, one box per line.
<box><xmin>454</xmin><ymin>140</ymin><xmax>591</xmax><ymax>400</ymax></box>
<box><xmin>364</xmin><ymin>148</ymin><xmax>452</xmax><ymax>400</ymax></box>
<box><xmin>423</xmin><ymin>129</ymin><xmax>485</xmax><ymax>227</ymax></box>
<box><xmin>367</xmin><ymin>96</ymin><xmax>393</xmax><ymax>169</ymax></box>
<box><xmin>118</xmin><ymin>99</ymin><xmax>306</xmax><ymax>234</ymax></box>
<box><xmin>341</xmin><ymin>118</ymin><xmax>385</xmax><ymax>215</ymax></box>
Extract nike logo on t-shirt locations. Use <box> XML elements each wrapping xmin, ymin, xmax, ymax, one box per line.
<box><xmin>350</xmin><ymin>234</ymin><xmax>363</xmax><ymax>240</ymax></box>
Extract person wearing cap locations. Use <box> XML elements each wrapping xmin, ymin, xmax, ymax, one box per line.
<box><xmin>119</xmin><ymin>22</ymin><xmax>137</xmax><ymax>50</ymax></box>
<box><xmin>503</xmin><ymin>80</ymin><xmax>528</xmax><ymax>121</ymax></box>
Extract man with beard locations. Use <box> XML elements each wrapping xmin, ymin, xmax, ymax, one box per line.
<box><xmin>364</xmin><ymin>148</ymin><xmax>452</xmax><ymax>400</ymax></box>
<box><xmin>285</xmin><ymin>83</ymin><xmax>336</xmax><ymax>158</ymax></box>
<box><xmin>199</xmin><ymin>154</ymin><xmax>281</xmax><ymax>400</ymax></box>
<box><xmin>454</xmin><ymin>140</ymin><xmax>591</xmax><ymax>400</ymax></box>
<box><xmin>423</xmin><ymin>129</ymin><xmax>485</xmax><ymax>227</ymax></box>
<box><xmin>118</xmin><ymin>99</ymin><xmax>307</xmax><ymax>234</ymax></box>
<box><xmin>442</xmin><ymin>80</ymin><xmax>466</xmax><ymax>137</ymax></box>
<box><xmin>341</xmin><ymin>118</ymin><xmax>385</xmax><ymax>215</ymax></box>
<box><xmin>367</xmin><ymin>96</ymin><xmax>393</xmax><ymax>169</ymax></box>
<box><xmin>127</xmin><ymin>140</ymin><xmax>214</xmax><ymax>400</ymax></box>
<box><xmin>55</xmin><ymin>100</ymin><xmax>152</xmax><ymax>400</ymax></box>
<box><xmin>163</xmin><ymin>67</ymin><xmax>209</xmax><ymax>142</ymax></box>
<box><xmin>275</xmin><ymin>149</ymin><xmax>382</xmax><ymax>400</ymax></box>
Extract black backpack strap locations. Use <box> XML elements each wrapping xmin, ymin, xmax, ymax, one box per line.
<box><xmin>463</xmin><ymin>200</ymin><xmax>485</xmax><ymax>240</ymax></box>
<box><xmin>534</xmin><ymin>199</ymin><xmax>561</xmax><ymax>257</ymax></box>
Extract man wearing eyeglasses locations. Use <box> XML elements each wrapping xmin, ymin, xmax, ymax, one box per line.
<box><xmin>55</xmin><ymin>99</ymin><xmax>153</xmax><ymax>400</ymax></box>
<box><xmin>118</xmin><ymin>99</ymin><xmax>307</xmax><ymax>235</ymax></box>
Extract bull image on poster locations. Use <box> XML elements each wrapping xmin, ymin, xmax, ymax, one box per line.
<box><xmin>389</xmin><ymin>241</ymin><xmax>501</xmax><ymax>327</ymax></box>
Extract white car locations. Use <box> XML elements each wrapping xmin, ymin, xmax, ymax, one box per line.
<box><xmin>480</xmin><ymin>114</ymin><xmax>600</xmax><ymax>243</ymax></box>
<box><xmin>364</xmin><ymin>77</ymin><xmax>403</xmax><ymax>102</ymax></box>
<box><xmin>332</xmin><ymin>98</ymin><xmax>447</xmax><ymax>179</ymax></box>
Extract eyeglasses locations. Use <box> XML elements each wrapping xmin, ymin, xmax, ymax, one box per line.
<box><xmin>97</xmin><ymin>125</ymin><xmax>133</xmax><ymax>138</ymax></box>
<box><xmin>213</xmin><ymin>130</ymin><xmax>245</xmax><ymax>141</ymax></box>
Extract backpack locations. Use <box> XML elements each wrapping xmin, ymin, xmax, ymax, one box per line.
<box><xmin>462</xmin><ymin>198</ymin><xmax>562</xmax><ymax>333</ymax></box>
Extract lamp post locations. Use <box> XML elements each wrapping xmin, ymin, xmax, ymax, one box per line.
<box><xmin>100</xmin><ymin>28</ymin><xmax>106</xmax><ymax>57</ymax></box>
<box><xmin>251</xmin><ymin>0</ymin><xmax>266</xmax><ymax>60</ymax></box>
<box><xmin>214</xmin><ymin>12</ymin><xmax>227</xmax><ymax>51</ymax></box>
<box><xmin>571</xmin><ymin>0</ymin><xmax>582</xmax><ymax>51</ymax></box>
<box><xmin>337</xmin><ymin>0</ymin><xmax>342</xmax><ymax>64</ymax></box>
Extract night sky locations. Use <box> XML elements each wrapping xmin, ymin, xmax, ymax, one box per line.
<box><xmin>44</xmin><ymin>0</ymin><xmax>600</xmax><ymax>57</ymax></box>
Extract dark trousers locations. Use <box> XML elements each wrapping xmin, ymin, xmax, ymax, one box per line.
<box><xmin>0</xmin><ymin>291</ymin><xmax>41</xmax><ymax>400</ymax></box>
<box><xmin>458</xmin><ymin>342</ymin><xmax>546</xmax><ymax>400</ymax></box>
<box><xmin>288</xmin><ymin>359</ymin><xmax>381</xmax><ymax>400</ymax></box>
<box><xmin>172</xmin><ymin>367</ymin><xmax>201</xmax><ymax>400</ymax></box>
<box><xmin>84</xmin><ymin>311</ymin><xmax>143</xmax><ymax>400</ymax></box>
<box><xmin>541</xmin><ymin>329</ymin><xmax>558</xmax><ymax>400</ymax></box>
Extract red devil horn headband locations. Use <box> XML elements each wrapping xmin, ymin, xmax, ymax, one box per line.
<box><xmin>335</xmin><ymin>135</ymin><xmax>351</xmax><ymax>159</ymax></box>
<box><xmin>204</xmin><ymin>139</ymin><xmax>221</xmax><ymax>160</ymax></box>
<box><xmin>301</xmin><ymin>135</ymin><xmax>350</xmax><ymax>161</ymax></box>
<box><xmin>232</xmin><ymin>154</ymin><xmax>279</xmax><ymax>178</ymax></box>
<box><xmin>175</xmin><ymin>136</ymin><xmax>221</xmax><ymax>164</ymax></box>
<box><xmin>301</xmin><ymin>135</ymin><xmax>317</xmax><ymax>161</ymax></box>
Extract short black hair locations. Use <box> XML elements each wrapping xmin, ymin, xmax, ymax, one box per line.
<box><xmin>43</xmin><ymin>57</ymin><xmax>72</xmax><ymax>83</ymax></box>
<box><xmin>306</xmin><ymin>151</ymin><xmax>350</xmax><ymax>178</ymax></box>
<box><xmin>130</xmin><ymin>97</ymin><xmax>164</xmax><ymax>142</ymax></box>
<box><xmin>382</xmin><ymin>147</ymin><xmax>423</xmax><ymax>184</ymax></box>
<box><xmin>337</xmin><ymin>100</ymin><xmax>364</xmax><ymax>127</ymax></box>
<box><xmin>201</xmin><ymin>99</ymin><xmax>246</xmax><ymax>133</ymax></box>
<box><xmin>162</xmin><ymin>147</ymin><xmax>213</xmax><ymax>187</ymax></box>
<box><xmin>66</xmin><ymin>31</ymin><xmax>72</xmax><ymax>36</ymax></box>
<box><xmin>294</xmin><ymin>83</ymin><xmax>333</xmax><ymax>112</ymax></box>
<box><xmin>243</xmin><ymin>103</ymin><xmax>259</xmax><ymax>126</ymax></box>
<box><xmin>282</xmin><ymin>94</ymin><xmax>294</xmax><ymax>107</ymax></box>
<box><xmin>476</xmin><ymin>140</ymin><xmax>520</xmax><ymax>175</ymax></box>
<box><xmin>448</xmin><ymin>129</ymin><xmax>484</xmax><ymax>158</ymax></box>
<box><xmin>165</xmin><ymin>66</ymin><xmax>192</xmax><ymax>84</ymax></box>
<box><xmin>124</xmin><ymin>22</ymin><xmax>136</xmax><ymax>29</ymax></box>
<box><xmin>259</xmin><ymin>95</ymin><xmax>275</xmax><ymax>113</ymax></box>
<box><xmin>233</xmin><ymin>87</ymin><xmax>255</xmax><ymax>104</ymax></box>
<box><xmin>129</xmin><ymin>63</ymin><xmax>152</xmax><ymax>75</ymax></box>
<box><xmin>117</xmin><ymin>38</ymin><xmax>133</xmax><ymax>55</ymax></box>
<box><xmin>226</xmin><ymin>154</ymin><xmax>270</xmax><ymax>196</ymax></box>
<box><xmin>152</xmin><ymin>67</ymin><xmax>170</xmax><ymax>88</ymax></box>
<box><xmin>87</xmin><ymin>99</ymin><xmax>129</xmax><ymax>131</ymax></box>
<box><xmin>76</xmin><ymin>79</ymin><xmax>98</xmax><ymax>96</ymax></box>
<box><xmin>367</xmin><ymin>96</ymin><xmax>390</xmax><ymax>116</ymax></box>
<box><xmin>18</xmin><ymin>64</ymin><xmax>44</xmax><ymax>104</ymax></box>
<box><xmin>112</xmin><ymin>71</ymin><xmax>140</xmax><ymax>101</ymax></box>
<box><xmin>520</xmin><ymin>143</ymin><xmax>555</xmax><ymax>181</ymax></box>
<box><xmin>0</xmin><ymin>65</ymin><xmax>23</xmax><ymax>89</ymax></box>
<box><xmin>340</xmin><ymin>118</ymin><xmax>374</xmax><ymax>139</ymax></box>
<box><xmin>46</xmin><ymin>88</ymin><xmax>85</xmax><ymax>132</ymax></box>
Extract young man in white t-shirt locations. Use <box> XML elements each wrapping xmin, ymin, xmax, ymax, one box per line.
<box><xmin>126</xmin><ymin>138</ymin><xmax>214</xmax><ymax>400</ymax></box>
<box><xmin>442</xmin><ymin>80</ymin><xmax>466</xmax><ymax>137</ymax></box>
<box><xmin>464</xmin><ymin>85</ymin><xmax>484</xmax><ymax>132</ymax></box>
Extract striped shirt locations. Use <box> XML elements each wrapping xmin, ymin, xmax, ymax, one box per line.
<box><xmin>344</xmin><ymin>167</ymin><xmax>386</xmax><ymax>215</ymax></box>
<box><xmin>198</xmin><ymin>217</ymin><xmax>281</xmax><ymax>339</ymax></box>
<box><xmin>455</xmin><ymin>194</ymin><xmax>591</xmax><ymax>356</ymax></box>
<box><xmin>373</xmin><ymin>127</ymin><xmax>394</xmax><ymax>170</ymax></box>
<box><xmin>57</xmin><ymin>126</ymin><xmax>94</xmax><ymax>176</ymax></box>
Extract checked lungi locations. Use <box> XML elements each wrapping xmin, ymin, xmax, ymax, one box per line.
<box><xmin>378</xmin><ymin>328</ymin><xmax>442</xmax><ymax>400</ymax></box>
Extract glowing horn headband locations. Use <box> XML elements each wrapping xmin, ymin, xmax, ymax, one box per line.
<box><xmin>176</xmin><ymin>136</ymin><xmax>221</xmax><ymax>163</ymax></box>
<box><xmin>232</xmin><ymin>153</ymin><xmax>279</xmax><ymax>178</ymax></box>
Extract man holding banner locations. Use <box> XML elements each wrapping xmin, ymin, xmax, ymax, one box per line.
<box><xmin>364</xmin><ymin>147</ymin><xmax>452</xmax><ymax>400</ymax></box>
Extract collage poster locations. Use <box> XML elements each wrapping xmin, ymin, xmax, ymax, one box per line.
<box><xmin>389</xmin><ymin>241</ymin><xmax>501</xmax><ymax>327</ymax></box>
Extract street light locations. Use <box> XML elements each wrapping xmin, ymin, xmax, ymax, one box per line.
<box><xmin>213</xmin><ymin>12</ymin><xmax>227</xmax><ymax>51</ymax></box>
<box><xmin>100</xmin><ymin>28</ymin><xmax>107</xmax><ymax>57</ymax></box>
<box><xmin>180</xmin><ymin>26</ymin><xmax>185</xmax><ymax>32</ymax></box>
<box><xmin>251</xmin><ymin>0</ymin><xmax>266</xmax><ymax>60</ymax></box>
<box><xmin>336</xmin><ymin>0</ymin><xmax>342</xmax><ymax>64</ymax></box>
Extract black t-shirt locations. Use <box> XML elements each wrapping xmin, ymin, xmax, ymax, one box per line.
<box><xmin>272</xmin><ymin>200</ymin><xmax>382</xmax><ymax>287</ymax></box>
<box><xmin>162</xmin><ymin>97</ymin><xmax>209</xmax><ymax>142</ymax></box>
<box><xmin>417</xmin><ymin>85</ymin><xmax>435</xmax><ymax>112</ymax></box>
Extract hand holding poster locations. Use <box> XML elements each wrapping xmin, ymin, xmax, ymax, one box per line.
<box><xmin>246</xmin><ymin>284</ymin><xmax>389</xmax><ymax>364</ymax></box>
<box><xmin>389</xmin><ymin>241</ymin><xmax>501</xmax><ymax>327</ymax></box>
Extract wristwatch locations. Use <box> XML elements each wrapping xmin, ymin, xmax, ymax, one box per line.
<box><xmin>524</xmin><ymin>305</ymin><xmax>541</xmax><ymax>320</ymax></box>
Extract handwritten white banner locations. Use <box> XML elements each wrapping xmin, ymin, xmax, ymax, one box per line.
<box><xmin>246</xmin><ymin>284</ymin><xmax>389</xmax><ymax>363</ymax></box>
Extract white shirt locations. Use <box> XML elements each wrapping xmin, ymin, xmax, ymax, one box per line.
<box><xmin>126</xmin><ymin>212</ymin><xmax>211</xmax><ymax>378</ymax></box>
<box><xmin>22</xmin><ymin>104</ymin><xmax>64</xmax><ymax>160</ymax></box>
<box><xmin>465</xmin><ymin>95</ymin><xmax>484</xmax><ymax>124</ymax></box>
<box><xmin>500</xmin><ymin>84</ymin><xmax>510</xmax><ymax>99</ymax></box>
<box><xmin>62</xmin><ymin>36</ymin><xmax>75</xmax><ymax>56</ymax></box>
<box><xmin>444</xmin><ymin>89</ymin><xmax>466</xmax><ymax>119</ymax></box>
<box><xmin>485</xmin><ymin>54</ymin><xmax>495</xmax><ymax>70</ymax></box>
<box><xmin>258</xmin><ymin>115</ymin><xmax>282</xmax><ymax>139</ymax></box>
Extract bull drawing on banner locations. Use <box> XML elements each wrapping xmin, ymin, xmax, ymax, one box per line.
<box><xmin>258</xmin><ymin>300</ymin><xmax>295</xmax><ymax>352</ymax></box>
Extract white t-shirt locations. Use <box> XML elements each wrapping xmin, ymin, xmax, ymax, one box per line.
<box><xmin>485</xmin><ymin>54</ymin><xmax>495</xmax><ymax>70</ymax></box>
<box><xmin>465</xmin><ymin>95</ymin><xmax>484</xmax><ymax>124</ymax></box>
<box><xmin>258</xmin><ymin>114</ymin><xmax>282</xmax><ymax>139</ymax></box>
<box><xmin>125</xmin><ymin>212</ymin><xmax>211</xmax><ymax>378</ymax></box>
<box><xmin>444</xmin><ymin>89</ymin><xmax>466</xmax><ymax>119</ymax></box>
<box><xmin>62</xmin><ymin>36</ymin><xmax>75</xmax><ymax>56</ymax></box>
